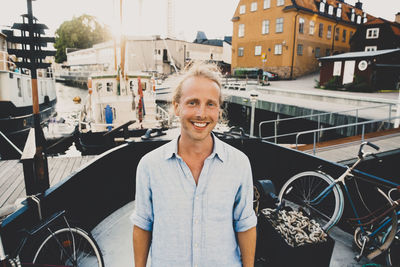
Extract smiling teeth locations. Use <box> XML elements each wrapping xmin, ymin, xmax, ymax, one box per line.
<box><xmin>193</xmin><ymin>122</ymin><xmax>207</xmax><ymax>127</ymax></box>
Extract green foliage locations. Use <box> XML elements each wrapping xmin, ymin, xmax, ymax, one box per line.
<box><xmin>54</xmin><ymin>15</ymin><xmax>111</xmax><ymax>63</ymax></box>
<box><xmin>323</xmin><ymin>76</ymin><xmax>341</xmax><ymax>90</ymax></box>
<box><xmin>314</xmin><ymin>79</ymin><xmax>321</xmax><ymax>88</ymax></box>
<box><xmin>344</xmin><ymin>75</ymin><xmax>376</xmax><ymax>92</ymax></box>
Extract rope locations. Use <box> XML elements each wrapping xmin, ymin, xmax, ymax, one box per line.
<box><xmin>262</xmin><ymin>208</ymin><xmax>328</xmax><ymax>247</ymax></box>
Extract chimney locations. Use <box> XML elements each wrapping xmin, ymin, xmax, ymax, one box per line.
<box><xmin>396</xmin><ymin>12</ymin><xmax>400</xmax><ymax>24</ymax></box>
<box><xmin>355</xmin><ymin>1</ymin><xmax>363</xmax><ymax>10</ymax></box>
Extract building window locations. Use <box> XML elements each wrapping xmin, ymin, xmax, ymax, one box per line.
<box><xmin>309</xmin><ymin>21</ymin><xmax>315</xmax><ymax>35</ymax></box>
<box><xmin>27</xmin><ymin>80</ymin><xmax>32</xmax><ymax>98</ymax></box>
<box><xmin>276</xmin><ymin>18</ymin><xmax>284</xmax><ymax>33</ymax></box>
<box><xmin>366</xmin><ymin>28</ymin><xmax>379</xmax><ymax>39</ymax></box>
<box><xmin>363</xmin><ymin>13</ymin><xmax>367</xmax><ymax>23</ymax></box>
<box><xmin>277</xmin><ymin>0</ymin><xmax>284</xmax><ymax>6</ymax></box>
<box><xmin>274</xmin><ymin>44</ymin><xmax>282</xmax><ymax>55</ymax></box>
<box><xmin>107</xmin><ymin>82</ymin><xmax>113</xmax><ymax>92</ymax></box>
<box><xmin>238</xmin><ymin>24</ymin><xmax>245</xmax><ymax>37</ymax></box>
<box><xmin>319</xmin><ymin>0</ymin><xmax>325</xmax><ymax>12</ymax></box>
<box><xmin>342</xmin><ymin>29</ymin><xmax>346</xmax><ymax>42</ymax></box>
<box><xmin>255</xmin><ymin>46</ymin><xmax>262</xmax><ymax>56</ymax></box>
<box><xmin>264</xmin><ymin>0</ymin><xmax>270</xmax><ymax>9</ymax></box>
<box><xmin>328</xmin><ymin>5</ymin><xmax>333</xmax><ymax>15</ymax></box>
<box><xmin>335</xmin><ymin>27</ymin><xmax>340</xmax><ymax>41</ymax></box>
<box><xmin>262</xmin><ymin>20</ymin><xmax>270</xmax><ymax>34</ymax></box>
<box><xmin>326</xmin><ymin>48</ymin><xmax>331</xmax><ymax>56</ymax></box>
<box><xmin>318</xmin><ymin>23</ymin><xmax>323</xmax><ymax>37</ymax></box>
<box><xmin>239</xmin><ymin>5</ymin><xmax>246</xmax><ymax>14</ymax></box>
<box><xmin>351</xmin><ymin>9</ymin><xmax>355</xmax><ymax>22</ymax></box>
<box><xmin>250</xmin><ymin>2</ymin><xmax>257</xmax><ymax>11</ymax></box>
<box><xmin>349</xmin><ymin>31</ymin><xmax>354</xmax><ymax>42</ymax></box>
<box><xmin>238</xmin><ymin>47</ymin><xmax>244</xmax><ymax>56</ymax></box>
<box><xmin>315</xmin><ymin>47</ymin><xmax>320</xmax><ymax>58</ymax></box>
<box><xmin>336</xmin><ymin>4</ymin><xmax>342</xmax><ymax>18</ymax></box>
<box><xmin>327</xmin><ymin>25</ymin><xmax>332</xmax><ymax>39</ymax></box>
<box><xmin>357</xmin><ymin>15</ymin><xmax>361</xmax><ymax>24</ymax></box>
<box><xmin>299</xmin><ymin>18</ymin><xmax>305</xmax><ymax>34</ymax></box>
<box><xmin>297</xmin><ymin>44</ymin><xmax>303</xmax><ymax>55</ymax></box>
<box><xmin>365</xmin><ymin>46</ymin><xmax>377</xmax><ymax>51</ymax></box>
<box><xmin>96</xmin><ymin>82</ymin><xmax>103</xmax><ymax>92</ymax></box>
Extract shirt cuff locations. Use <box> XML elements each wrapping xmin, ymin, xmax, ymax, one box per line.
<box><xmin>234</xmin><ymin>213</ymin><xmax>257</xmax><ymax>232</ymax></box>
<box><xmin>130</xmin><ymin>213</ymin><xmax>153</xmax><ymax>231</ymax></box>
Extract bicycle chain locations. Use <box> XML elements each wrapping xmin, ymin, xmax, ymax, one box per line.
<box><xmin>261</xmin><ymin>208</ymin><xmax>328</xmax><ymax>247</ymax></box>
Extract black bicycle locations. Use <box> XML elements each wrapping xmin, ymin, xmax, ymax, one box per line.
<box><xmin>0</xmin><ymin>195</ymin><xmax>104</xmax><ymax>267</ymax></box>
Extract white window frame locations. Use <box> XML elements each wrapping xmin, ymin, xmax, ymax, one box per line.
<box><xmin>262</xmin><ymin>20</ymin><xmax>270</xmax><ymax>34</ymax></box>
<box><xmin>319</xmin><ymin>1</ymin><xmax>325</xmax><ymax>12</ymax></box>
<box><xmin>264</xmin><ymin>0</ymin><xmax>271</xmax><ymax>9</ymax></box>
<box><xmin>238</xmin><ymin>24</ymin><xmax>245</xmax><ymax>37</ymax></box>
<box><xmin>327</xmin><ymin>25</ymin><xmax>332</xmax><ymax>39</ymax></box>
<box><xmin>336</xmin><ymin>4</ymin><xmax>342</xmax><ymax>17</ymax></box>
<box><xmin>277</xmin><ymin>0</ymin><xmax>284</xmax><ymax>6</ymax></box>
<box><xmin>250</xmin><ymin>2</ymin><xmax>257</xmax><ymax>12</ymax></box>
<box><xmin>276</xmin><ymin>18</ymin><xmax>284</xmax><ymax>33</ymax></box>
<box><xmin>274</xmin><ymin>44</ymin><xmax>282</xmax><ymax>55</ymax></box>
<box><xmin>309</xmin><ymin>21</ymin><xmax>315</xmax><ymax>35</ymax></box>
<box><xmin>357</xmin><ymin>15</ymin><xmax>361</xmax><ymax>24</ymax></box>
<box><xmin>299</xmin><ymin>18</ymin><xmax>305</xmax><ymax>33</ymax></box>
<box><xmin>255</xmin><ymin>46</ymin><xmax>262</xmax><ymax>56</ymax></box>
<box><xmin>328</xmin><ymin>5</ymin><xmax>333</xmax><ymax>15</ymax></box>
<box><xmin>239</xmin><ymin>5</ymin><xmax>246</xmax><ymax>14</ymax></box>
<box><xmin>366</xmin><ymin>28</ymin><xmax>379</xmax><ymax>39</ymax></box>
<box><xmin>365</xmin><ymin>46</ymin><xmax>377</xmax><ymax>52</ymax></box>
<box><xmin>238</xmin><ymin>47</ymin><xmax>244</xmax><ymax>57</ymax></box>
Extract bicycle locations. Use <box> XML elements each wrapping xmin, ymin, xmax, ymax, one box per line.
<box><xmin>0</xmin><ymin>195</ymin><xmax>104</xmax><ymax>267</ymax></box>
<box><xmin>278</xmin><ymin>141</ymin><xmax>400</xmax><ymax>262</ymax></box>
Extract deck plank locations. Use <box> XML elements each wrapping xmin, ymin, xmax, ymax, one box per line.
<box><xmin>0</xmin><ymin>156</ymin><xmax>96</xmax><ymax>208</ymax></box>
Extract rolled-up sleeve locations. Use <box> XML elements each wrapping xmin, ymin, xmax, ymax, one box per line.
<box><xmin>130</xmin><ymin>159</ymin><xmax>154</xmax><ymax>231</ymax></box>
<box><xmin>233</xmin><ymin>158</ymin><xmax>257</xmax><ymax>232</ymax></box>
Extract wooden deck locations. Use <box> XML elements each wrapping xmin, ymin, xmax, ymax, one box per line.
<box><xmin>0</xmin><ymin>155</ymin><xmax>96</xmax><ymax>208</ymax></box>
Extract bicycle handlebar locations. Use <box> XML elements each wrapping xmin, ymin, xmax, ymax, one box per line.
<box><xmin>358</xmin><ymin>142</ymin><xmax>380</xmax><ymax>159</ymax></box>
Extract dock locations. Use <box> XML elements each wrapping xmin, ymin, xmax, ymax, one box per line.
<box><xmin>0</xmin><ymin>155</ymin><xmax>96</xmax><ymax>208</ymax></box>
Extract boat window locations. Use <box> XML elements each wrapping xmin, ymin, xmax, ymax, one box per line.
<box><xmin>17</xmin><ymin>78</ymin><xmax>22</xmax><ymax>97</ymax></box>
<box><xmin>130</xmin><ymin>81</ymin><xmax>134</xmax><ymax>91</ymax></box>
<box><xmin>96</xmin><ymin>82</ymin><xmax>102</xmax><ymax>92</ymax></box>
<box><xmin>107</xmin><ymin>82</ymin><xmax>113</xmax><ymax>92</ymax></box>
<box><xmin>40</xmin><ymin>81</ymin><xmax>43</xmax><ymax>96</ymax></box>
<box><xmin>27</xmin><ymin>80</ymin><xmax>32</xmax><ymax>98</ymax></box>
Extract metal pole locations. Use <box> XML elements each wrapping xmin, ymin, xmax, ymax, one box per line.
<box><xmin>250</xmin><ymin>98</ymin><xmax>256</xmax><ymax>137</ymax></box>
<box><xmin>361</xmin><ymin>124</ymin><xmax>365</xmax><ymax>142</ymax></box>
<box><xmin>313</xmin><ymin>132</ymin><xmax>316</xmax><ymax>155</ymax></box>
<box><xmin>395</xmin><ymin>85</ymin><xmax>400</xmax><ymax>128</ymax></box>
<box><xmin>355</xmin><ymin>109</ymin><xmax>358</xmax><ymax>136</ymax></box>
<box><xmin>274</xmin><ymin>114</ymin><xmax>280</xmax><ymax>143</ymax></box>
<box><xmin>317</xmin><ymin>114</ymin><xmax>320</xmax><ymax>143</ymax></box>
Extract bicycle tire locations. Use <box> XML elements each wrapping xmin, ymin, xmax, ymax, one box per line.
<box><xmin>32</xmin><ymin>226</ymin><xmax>104</xmax><ymax>267</ymax></box>
<box><xmin>383</xmin><ymin>222</ymin><xmax>400</xmax><ymax>266</ymax></box>
<box><xmin>278</xmin><ymin>171</ymin><xmax>344</xmax><ymax>232</ymax></box>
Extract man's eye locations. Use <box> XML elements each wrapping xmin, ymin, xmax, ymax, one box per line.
<box><xmin>208</xmin><ymin>102</ymin><xmax>216</xmax><ymax>107</ymax></box>
<box><xmin>188</xmin><ymin>101</ymin><xmax>196</xmax><ymax>106</ymax></box>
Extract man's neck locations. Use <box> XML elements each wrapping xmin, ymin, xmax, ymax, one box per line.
<box><xmin>177</xmin><ymin>134</ymin><xmax>214</xmax><ymax>160</ymax></box>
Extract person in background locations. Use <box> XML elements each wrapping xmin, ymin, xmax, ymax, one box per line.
<box><xmin>131</xmin><ymin>62</ymin><xmax>257</xmax><ymax>267</ymax></box>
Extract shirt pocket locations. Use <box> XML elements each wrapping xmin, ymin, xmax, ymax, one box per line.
<box><xmin>207</xmin><ymin>189</ymin><xmax>234</xmax><ymax>221</ymax></box>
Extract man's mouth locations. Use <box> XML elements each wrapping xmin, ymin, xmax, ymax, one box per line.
<box><xmin>192</xmin><ymin>122</ymin><xmax>208</xmax><ymax>128</ymax></box>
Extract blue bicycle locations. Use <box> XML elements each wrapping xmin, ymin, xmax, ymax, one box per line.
<box><xmin>278</xmin><ymin>142</ymin><xmax>400</xmax><ymax>263</ymax></box>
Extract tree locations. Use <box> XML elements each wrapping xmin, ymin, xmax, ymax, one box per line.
<box><xmin>54</xmin><ymin>14</ymin><xmax>111</xmax><ymax>63</ymax></box>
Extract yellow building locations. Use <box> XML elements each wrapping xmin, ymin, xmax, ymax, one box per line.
<box><xmin>231</xmin><ymin>0</ymin><xmax>375</xmax><ymax>79</ymax></box>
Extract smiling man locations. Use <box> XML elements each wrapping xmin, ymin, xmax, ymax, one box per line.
<box><xmin>131</xmin><ymin>63</ymin><xmax>257</xmax><ymax>267</ymax></box>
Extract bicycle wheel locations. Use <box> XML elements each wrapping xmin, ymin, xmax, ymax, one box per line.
<box><xmin>385</xmin><ymin>224</ymin><xmax>400</xmax><ymax>266</ymax></box>
<box><xmin>32</xmin><ymin>226</ymin><xmax>104</xmax><ymax>267</ymax></box>
<box><xmin>278</xmin><ymin>171</ymin><xmax>344</xmax><ymax>232</ymax></box>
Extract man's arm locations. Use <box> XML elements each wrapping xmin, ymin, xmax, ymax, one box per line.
<box><xmin>237</xmin><ymin>226</ymin><xmax>257</xmax><ymax>267</ymax></box>
<box><xmin>133</xmin><ymin>225</ymin><xmax>152</xmax><ymax>267</ymax></box>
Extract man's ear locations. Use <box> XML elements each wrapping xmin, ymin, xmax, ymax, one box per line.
<box><xmin>173</xmin><ymin>100</ymin><xmax>180</xmax><ymax>116</ymax></box>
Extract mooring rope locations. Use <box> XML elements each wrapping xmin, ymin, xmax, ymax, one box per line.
<box><xmin>261</xmin><ymin>208</ymin><xmax>328</xmax><ymax>247</ymax></box>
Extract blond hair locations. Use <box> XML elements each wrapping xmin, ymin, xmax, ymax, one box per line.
<box><xmin>172</xmin><ymin>62</ymin><xmax>223</xmax><ymax>105</ymax></box>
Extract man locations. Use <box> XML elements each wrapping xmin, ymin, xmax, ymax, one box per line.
<box><xmin>131</xmin><ymin>63</ymin><xmax>257</xmax><ymax>267</ymax></box>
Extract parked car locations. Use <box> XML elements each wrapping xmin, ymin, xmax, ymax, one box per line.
<box><xmin>263</xmin><ymin>71</ymin><xmax>279</xmax><ymax>81</ymax></box>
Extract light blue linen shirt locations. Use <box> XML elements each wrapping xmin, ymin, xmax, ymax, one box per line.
<box><xmin>131</xmin><ymin>134</ymin><xmax>257</xmax><ymax>267</ymax></box>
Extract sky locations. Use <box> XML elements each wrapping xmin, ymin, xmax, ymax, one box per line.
<box><xmin>0</xmin><ymin>0</ymin><xmax>399</xmax><ymax>42</ymax></box>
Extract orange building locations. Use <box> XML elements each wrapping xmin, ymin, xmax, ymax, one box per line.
<box><xmin>231</xmin><ymin>0</ymin><xmax>375</xmax><ymax>79</ymax></box>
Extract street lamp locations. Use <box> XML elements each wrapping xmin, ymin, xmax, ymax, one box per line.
<box><xmin>249</xmin><ymin>90</ymin><xmax>259</xmax><ymax>137</ymax></box>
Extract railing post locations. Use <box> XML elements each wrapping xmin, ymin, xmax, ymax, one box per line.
<box><xmin>296</xmin><ymin>133</ymin><xmax>300</xmax><ymax>150</ymax></box>
<box><xmin>317</xmin><ymin>114</ymin><xmax>321</xmax><ymax>143</ymax></box>
<box><xmin>274</xmin><ymin>114</ymin><xmax>280</xmax><ymax>143</ymax></box>
<box><xmin>313</xmin><ymin>132</ymin><xmax>317</xmax><ymax>155</ymax></box>
<box><xmin>361</xmin><ymin>124</ymin><xmax>365</xmax><ymax>142</ymax></box>
<box><xmin>388</xmin><ymin>104</ymin><xmax>392</xmax><ymax>129</ymax></box>
<box><xmin>355</xmin><ymin>109</ymin><xmax>359</xmax><ymax>136</ymax></box>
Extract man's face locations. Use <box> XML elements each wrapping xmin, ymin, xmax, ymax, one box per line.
<box><xmin>174</xmin><ymin>76</ymin><xmax>221</xmax><ymax>143</ymax></box>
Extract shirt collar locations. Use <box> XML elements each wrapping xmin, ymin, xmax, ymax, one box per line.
<box><xmin>164</xmin><ymin>132</ymin><xmax>225</xmax><ymax>162</ymax></box>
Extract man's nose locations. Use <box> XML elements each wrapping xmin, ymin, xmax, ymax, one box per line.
<box><xmin>195</xmin><ymin>104</ymin><xmax>206</xmax><ymax>117</ymax></box>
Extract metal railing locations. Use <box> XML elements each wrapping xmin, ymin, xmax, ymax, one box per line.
<box><xmin>0</xmin><ymin>130</ymin><xmax>23</xmax><ymax>155</ymax></box>
<box><xmin>156</xmin><ymin>105</ymin><xmax>170</xmax><ymax>122</ymax></box>
<box><xmin>294</xmin><ymin>115</ymin><xmax>400</xmax><ymax>155</ymax></box>
<box><xmin>258</xmin><ymin>103</ymin><xmax>395</xmax><ymax>142</ymax></box>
